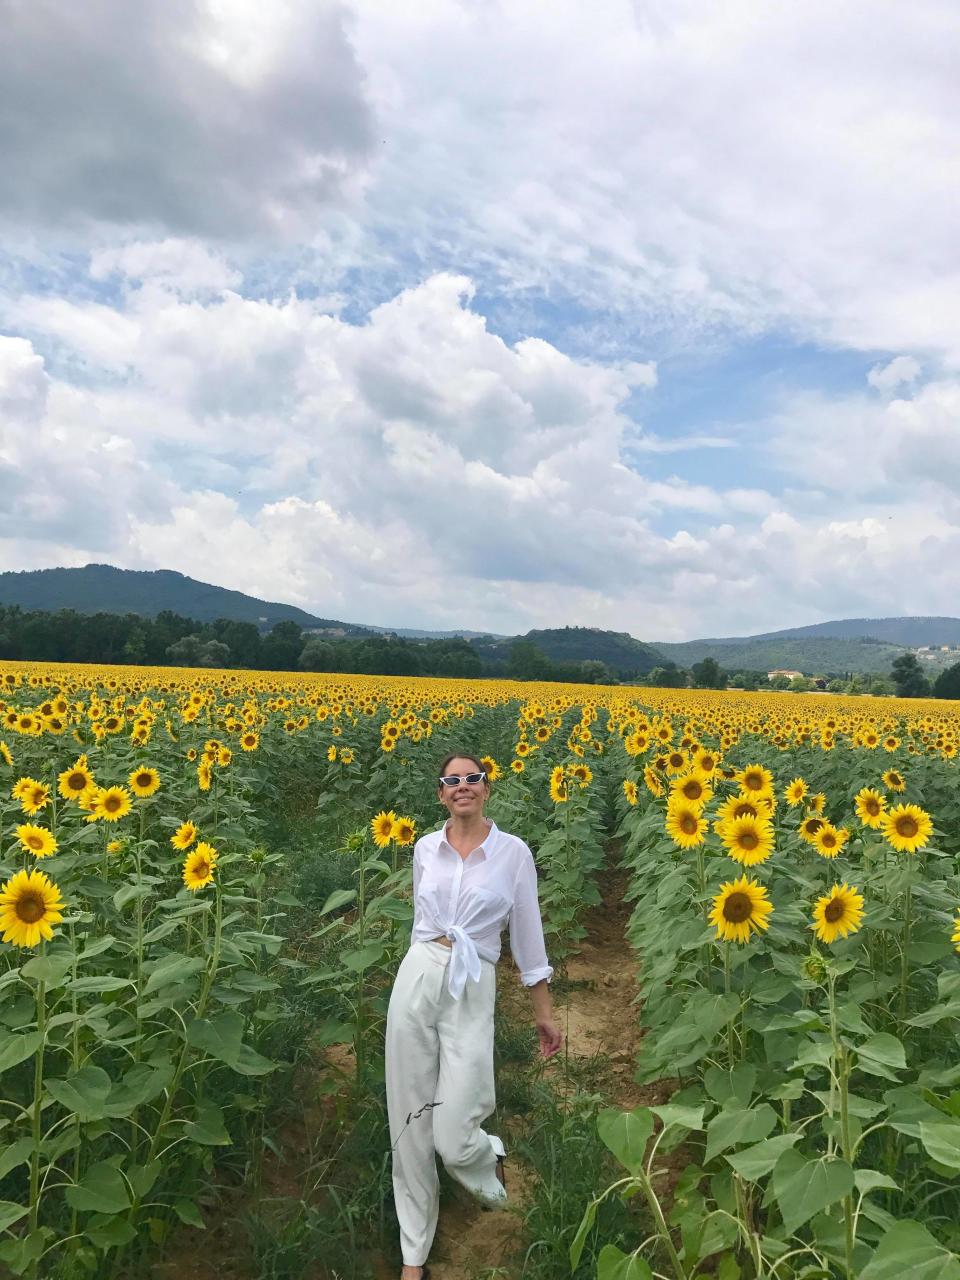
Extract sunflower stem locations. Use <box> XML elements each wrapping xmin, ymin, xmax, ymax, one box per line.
<box><xmin>27</xmin><ymin>977</ymin><xmax>46</xmax><ymax>1280</ymax></box>
<box><xmin>828</xmin><ymin>972</ymin><xmax>856</xmax><ymax>1278</ymax></box>
<box><xmin>724</xmin><ymin>944</ymin><xmax>735</xmax><ymax>1068</ymax></box>
<box><xmin>899</xmin><ymin>871</ymin><xmax>913</xmax><ymax>1021</ymax></box>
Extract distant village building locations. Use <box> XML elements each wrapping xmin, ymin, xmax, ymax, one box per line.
<box><xmin>767</xmin><ymin>669</ymin><xmax>804</xmax><ymax>681</ymax></box>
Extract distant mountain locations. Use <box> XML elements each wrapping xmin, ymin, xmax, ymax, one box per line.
<box><xmin>471</xmin><ymin>625</ymin><xmax>663</xmax><ymax>678</ymax></box>
<box><xmin>0</xmin><ymin>565</ymin><xmax>376</xmax><ymax>636</ymax></box>
<box><xmin>654</xmin><ymin>617</ymin><xmax>960</xmax><ymax>676</ymax></box>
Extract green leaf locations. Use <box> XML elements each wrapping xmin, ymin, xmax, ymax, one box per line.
<box><xmin>143</xmin><ymin>954</ymin><xmax>204</xmax><ymax>995</ymax></box>
<box><xmin>597</xmin><ymin>1244</ymin><xmax>653</xmax><ymax>1280</ymax></box>
<box><xmin>856</xmin><ymin>1033</ymin><xmax>907</xmax><ymax>1079</ymax></box>
<box><xmin>0</xmin><ymin>1201</ymin><xmax>28</xmax><ymax>1232</ymax></box>
<box><xmin>21</xmin><ymin>953</ymin><xmax>73</xmax><ymax>986</ymax></box>
<box><xmin>0</xmin><ymin>1139</ymin><xmax>33</xmax><ymax>1181</ymax></box>
<box><xmin>650</xmin><ymin>1103</ymin><xmax>705</xmax><ymax>1133</ymax></box>
<box><xmin>173</xmin><ymin>1199</ymin><xmax>205</xmax><ymax>1229</ymax></box>
<box><xmin>773</xmin><ymin>1151</ymin><xmax>854</xmax><ymax>1234</ymax></box>
<box><xmin>319</xmin><ymin>888</ymin><xmax>356</xmax><ymax>915</ymax></box>
<box><xmin>0</xmin><ymin>1033</ymin><xmax>42</xmax><ymax>1073</ymax></box>
<box><xmin>103</xmin><ymin>1063</ymin><xmax>172</xmax><ymax>1118</ymax></box>
<box><xmin>919</xmin><ymin>1122</ymin><xmax>960</xmax><ymax>1170</ymax></box>
<box><xmin>46</xmin><ymin>1066</ymin><xmax>113</xmax><ymax>1121</ymax></box>
<box><xmin>66</xmin><ymin>976</ymin><xmax>134</xmax><ymax>995</ymax></box>
<box><xmin>855</xmin><ymin>1170</ymin><xmax>899</xmax><ymax>1195</ymax></box>
<box><xmin>859</xmin><ymin>1220</ymin><xmax>960</xmax><ymax>1280</ymax></box>
<box><xmin>340</xmin><ymin>942</ymin><xmax>388</xmax><ymax>972</ymax></box>
<box><xmin>568</xmin><ymin>1197</ymin><xmax>597</xmax><ymax>1270</ymax></box>
<box><xmin>704</xmin><ymin>1064</ymin><xmax>756</xmax><ymax>1107</ymax></box>
<box><xmin>597</xmin><ymin>1107</ymin><xmax>654</xmax><ymax>1173</ymax></box>
<box><xmin>84</xmin><ymin>1216</ymin><xmax>137</xmax><ymax>1249</ymax></box>
<box><xmin>705</xmin><ymin>1105</ymin><xmax>777</xmax><ymax>1163</ymax></box>
<box><xmin>725</xmin><ymin>1133</ymin><xmax>801</xmax><ymax>1181</ymax></box>
<box><xmin>65</xmin><ymin>1161</ymin><xmax>131</xmax><ymax>1214</ymax></box>
<box><xmin>186</xmin><ymin>1011</ymin><xmax>275</xmax><ymax>1075</ymax></box>
<box><xmin>184</xmin><ymin>1101</ymin><xmax>231</xmax><ymax>1146</ymax></box>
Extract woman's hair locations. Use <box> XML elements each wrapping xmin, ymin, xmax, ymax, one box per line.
<box><xmin>437</xmin><ymin>751</ymin><xmax>487</xmax><ymax>780</ymax></box>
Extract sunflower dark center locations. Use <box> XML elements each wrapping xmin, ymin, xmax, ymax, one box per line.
<box><xmin>723</xmin><ymin>892</ymin><xmax>753</xmax><ymax>923</ymax></box>
<box><xmin>896</xmin><ymin>816</ymin><xmax>919</xmax><ymax>837</ymax></box>
<box><xmin>16</xmin><ymin>894</ymin><xmax>45</xmax><ymax>923</ymax></box>
<box><xmin>136</xmin><ymin>773</ymin><xmax>152</xmax><ymax>787</ymax></box>
<box><xmin>806</xmin><ymin>818</ymin><xmax>824</xmax><ymax>834</ymax></box>
<box><xmin>824</xmin><ymin>899</ymin><xmax>845</xmax><ymax>923</ymax></box>
<box><xmin>865</xmin><ymin>798</ymin><xmax>880</xmax><ymax>815</ymax></box>
<box><xmin>680</xmin><ymin>815</ymin><xmax>698</xmax><ymax>835</ymax></box>
<box><xmin>195</xmin><ymin>859</ymin><xmax>210</xmax><ymax>877</ymax></box>
<box><xmin>104</xmin><ymin>794</ymin><xmax>122</xmax><ymax>812</ymax></box>
<box><xmin>683</xmin><ymin>782</ymin><xmax>702</xmax><ymax>799</ymax></box>
<box><xmin>744</xmin><ymin>774</ymin><xmax>762</xmax><ymax>790</ymax></box>
<box><xmin>821</xmin><ymin>833</ymin><xmax>837</xmax><ymax>847</ymax></box>
<box><xmin>735</xmin><ymin>803</ymin><xmax>758</xmax><ymax>818</ymax></box>
<box><xmin>739</xmin><ymin>832</ymin><xmax>759</xmax><ymax>850</ymax></box>
<box><xmin>26</xmin><ymin>835</ymin><xmax>43</xmax><ymax>850</ymax></box>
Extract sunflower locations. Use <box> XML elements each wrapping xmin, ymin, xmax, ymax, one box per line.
<box><xmin>719</xmin><ymin>815</ymin><xmax>775</xmax><ymax>867</ymax></box>
<box><xmin>0</xmin><ymin>742</ymin><xmax>12</xmax><ymax>767</ymax></box>
<box><xmin>128</xmin><ymin>766</ymin><xmax>161</xmax><ymax>798</ymax></box>
<box><xmin>240</xmin><ymin>731</ymin><xmax>259</xmax><ymax>751</ymax></box>
<box><xmin>814</xmin><ymin>823</ymin><xmax>849</xmax><ymax>859</ymax></box>
<box><xmin>58</xmin><ymin>759</ymin><xmax>95</xmax><ymax>802</ymax></box>
<box><xmin>808</xmin><ymin>792</ymin><xmax>826</xmax><ymax>815</ymax></box>
<box><xmin>715</xmin><ymin>796</ymin><xmax>760</xmax><ymax>826</ymax></box>
<box><xmin>392</xmin><ymin>816</ymin><xmax>416</xmax><ymax>846</ymax></box>
<box><xmin>882</xmin><ymin>769</ymin><xmax>906</xmax><ymax>793</ymax></box>
<box><xmin>327</xmin><ymin>744</ymin><xmax>337</xmax><ymax>762</ymax></box>
<box><xmin>0</xmin><ymin>868</ymin><xmax>66</xmax><ymax>947</ymax></box>
<box><xmin>708</xmin><ymin>875</ymin><xmax>773</xmax><ymax>944</ymax></box>
<box><xmin>665</xmin><ymin>801</ymin><xmax>708</xmax><ymax>849</ymax></box>
<box><xmin>737</xmin><ymin>764</ymin><xmax>774</xmax><ymax>796</ymax></box>
<box><xmin>812</xmin><ymin>883</ymin><xmax>865</xmax><ymax>944</ymax></box>
<box><xmin>15</xmin><ymin>824</ymin><xmax>58</xmax><ymax>858</ymax></box>
<box><xmin>622</xmin><ymin>779</ymin><xmax>639</xmax><ymax>806</ymax></box>
<box><xmin>92</xmin><ymin>786</ymin><xmax>133</xmax><ymax>823</ymax></box>
<box><xmin>643</xmin><ymin>765</ymin><xmax>664</xmax><ymax>798</ymax></box>
<box><xmin>183</xmin><ymin>843</ymin><xmax>218</xmax><ymax>892</ymax></box>
<box><xmin>799</xmin><ymin>815</ymin><xmax>826</xmax><ymax>843</ymax></box>
<box><xmin>953</xmin><ymin>910</ymin><xmax>960</xmax><ymax>955</ymax></box>
<box><xmin>171</xmin><ymin>820</ymin><xmax>199</xmax><ymax>851</ymax></box>
<box><xmin>197</xmin><ymin>763</ymin><xmax>212</xmax><ymax>791</ymax></box>
<box><xmin>784</xmin><ymin>778</ymin><xmax>808</xmax><ymax>808</ymax></box>
<box><xmin>549</xmin><ymin>766</ymin><xmax>568</xmax><ymax>804</ymax></box>
<box><xmin>671</xmin><ymin>772</ymin><xmax>712</xmax><ymax>808</ymax></box>
<box><xmin>371</xmin><ymin>810</ymin><xmax>397</xmax><ymax>848</ymax></box>
<box><xmin>854</xmin><ymin>787</ymin><xmax>887</xmax><ymax>829</ymax></box>
<box><xmin>568</xmin><ymin>763</ymin><xmax>593</xmax><ymax>788</ymax></box>
<box><xmin>665</xmin><ymin>750</ymin><xmax>688</xmax><ymax>775</ymax></box>
<box><xmin>692</xmin><ymin>748</ymin><xmax>720</xmax><ymax>776</ymax></box>
<box><xmin>882</xmin><ymin>803</ymin><xmax>932</xmax><ymax>854</ymax></box>
<box><xmin>15</xmin><ymin>778</ymin><xmax>50</xmax><ymax>816</ymax></box>
<box><xmin>340</xmin><ymin>748</ymin><xmax>355</xmax><ymax>765</ymax></box>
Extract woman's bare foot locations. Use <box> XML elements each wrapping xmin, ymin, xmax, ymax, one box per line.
<box><xmin>400</xmin><ymin>1266</ymin><xmax>424</xmax><ymax>1279</ymax></box>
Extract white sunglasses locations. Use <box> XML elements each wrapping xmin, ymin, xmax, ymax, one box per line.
<box><xmin>438</xmin><ymin>772</ymin><xmax>487</xmax><ymax>787</ymax></box>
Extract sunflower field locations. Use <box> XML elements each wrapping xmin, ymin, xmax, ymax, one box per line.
<box><xmin>0</xmin><ymin>661</ymin><xmax>959</xmax><ymax>1279</ymax></box>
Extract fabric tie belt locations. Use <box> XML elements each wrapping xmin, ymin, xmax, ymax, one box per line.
<box><xmin>443</xmin><ymin>924</ymin><xmax>482</xmax><ymax>999</ymax></box>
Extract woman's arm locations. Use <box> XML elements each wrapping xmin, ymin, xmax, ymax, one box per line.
<box><xmin>528</xmin><ymin>978</ymin><xmax>563</xmax><ymax>1059</ymax></box>
<box><xmin>509</xmin><ymin>848</ymin><xmax>563</xmax><ymax>1058</ymax></box>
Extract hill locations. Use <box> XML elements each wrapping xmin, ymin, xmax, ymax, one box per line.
<box><xmin>0</xmin><ymin>565</ymin><xmax>375</xmax><ymax>635</ymax></box>
<box><xmin>750</xmin><ymin>617</ymin><xmax>960</xmax><ymax>647</ymax></box>
<box><xmin>470</xmin><ymin>626</ymin><xmax>664</xmax><ymax>678</ymax></box>
<box><xmin>653</xmin><ymin>634</ymin><xmax>908</xmax><ymax>676</ymax></box>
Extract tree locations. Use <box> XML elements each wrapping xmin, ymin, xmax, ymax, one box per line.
<box><xmin>789</xmin><ymin>675</ymin><xmax>814</xmax><ymax>692</ymax></box>
<box><xmin>692</xmin><ymin>657</ymin><xmax>726</xmax><ymax>689</ymax></box>
<box><xmin>299</xmin><ymin>637</ymin><xmax>335</xmax><ymax>672</ymax></box>
<box><xmin>508</xmin><ymin>640</ymin><xmax>554</xmax><ymax>681</ymax></box>
<box><xmin>579</xmin><ymin>659</ymin><xmax>612</xmax><ymax>685</ymax></box>
<box><xmin>261</xmin><ymin>621</ymin><xmax>303</xmax><ymax>671</ymax></box>
<box><xmin>647</xmin><ymin>665</ymin><xmax>688</xmax><ymax>689</ymax></box>
<box><xmin>769</xmin><ymin>675</ymin><xmax>791</xmax><ymax>690</ymax></box>
<box><xmin>933</xmin><ymin>663</ymin><xmax>960</xmax><ymax>699</ymax></box>
<box><xmin>890</xmin><ymin>653</ymin><xmax>930</xmax><ymax>698</ymax></box>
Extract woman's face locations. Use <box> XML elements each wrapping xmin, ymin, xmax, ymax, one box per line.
<box><xmin>438</xmin><ymin>756</ymin><xmax>490</xmax><ymax>822</ymax></box>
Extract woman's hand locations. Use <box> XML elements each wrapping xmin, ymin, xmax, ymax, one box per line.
<box><xmin>536</xmin><ymin>1017</ymin><xmax>563</xmax><ymax>1059</ymax></box>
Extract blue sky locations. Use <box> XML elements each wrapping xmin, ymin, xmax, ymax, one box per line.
<box><xmin>0</xmin><ymin>1</ymin><xmax>958</xmax><ymax>640</ymax></box>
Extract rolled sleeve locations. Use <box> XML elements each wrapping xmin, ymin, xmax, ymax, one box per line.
<box><xmin>509</xmin><ymin>847</ymin><xmax>554</xmax><ymax>987</ymax></box>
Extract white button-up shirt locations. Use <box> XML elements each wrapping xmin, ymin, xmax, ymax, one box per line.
<box><xmin>411</xmin><ymin>820</ymin><xmax>554</xmax><ymax>999</ymax></box>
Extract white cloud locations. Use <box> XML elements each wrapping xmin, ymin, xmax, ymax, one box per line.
<box><xmin>868</xmin><ymin>355</ymin><xmax>922</xmax><ymax>393</ymax></box>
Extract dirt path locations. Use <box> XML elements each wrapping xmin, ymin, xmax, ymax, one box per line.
<box><xmin>419</xmin><ymin>856</ymin><xmax>667</xmax><ymax>1280</ymax></box>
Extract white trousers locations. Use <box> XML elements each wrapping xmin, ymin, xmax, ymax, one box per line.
<box><xmin>385</xmin><ymin>940</ymin><xmax>507</xmax><ymax>1266</ymax></box>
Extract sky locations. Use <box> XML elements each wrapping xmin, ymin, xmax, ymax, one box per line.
<box><xmin>0</xmin><ymin>0</ymin><xmax>958</xmax><ymax>642</ymax></box>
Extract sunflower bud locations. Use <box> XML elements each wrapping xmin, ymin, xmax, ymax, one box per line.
<box><xmin>802</xmin><ymin>950</ymin><xmax>827</xmax><ymax>984</ymax></box>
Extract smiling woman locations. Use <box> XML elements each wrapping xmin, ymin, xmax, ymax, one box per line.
<box><xmin>384</xmin><ymin>751</ymin><xmax>562</xmax><ymax>1280</ymax></box>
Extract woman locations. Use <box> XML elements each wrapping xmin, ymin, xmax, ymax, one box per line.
<box><xmin>385</xmin><ymin>752</ymin><xmax>563</xmax><ymax>1280</ymax></box>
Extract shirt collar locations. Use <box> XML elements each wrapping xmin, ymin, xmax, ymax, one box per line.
<box><xmin>439</xmin><ymin>819</ymin><xmax>499</xmax><ymax>861</ymax></box>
